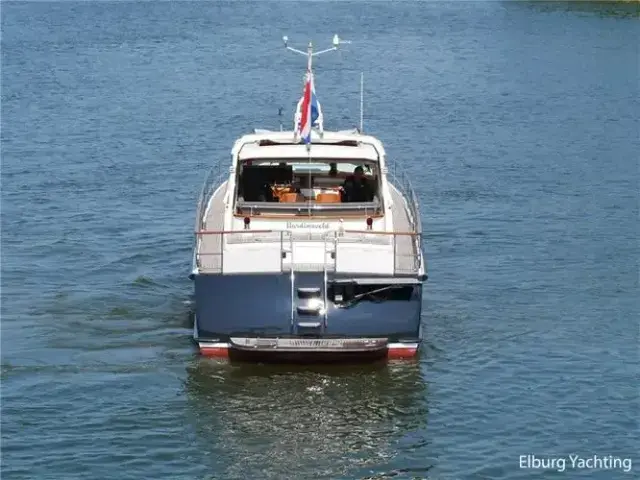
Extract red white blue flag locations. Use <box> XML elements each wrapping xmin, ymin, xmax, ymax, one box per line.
<box><xmin>297</xmin><ymin>71</ymin><xmax>313</xmax><ymax>145</ymax></box>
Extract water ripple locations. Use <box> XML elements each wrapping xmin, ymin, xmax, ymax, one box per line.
<box><xmin>2</xmin><ymin>1</ymin><xmax>638</xmax><ymax>480</ymax></box>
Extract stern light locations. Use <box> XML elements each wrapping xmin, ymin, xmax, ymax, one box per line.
<box><xmin>244</xmin><ymin>216</ymin><xmax>251</xmax><ymax>230</ymax></box>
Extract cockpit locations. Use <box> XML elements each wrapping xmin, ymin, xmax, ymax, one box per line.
<box><xmin>234</xmin><ymin>159</ymin><xmax>382</xmax><ymax>217</ymax></box>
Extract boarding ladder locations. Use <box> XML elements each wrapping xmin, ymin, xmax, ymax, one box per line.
<box><xmin>286</xmin><ymin>233</ymin><xmax>333</xmax><ymax>335</ymax></box>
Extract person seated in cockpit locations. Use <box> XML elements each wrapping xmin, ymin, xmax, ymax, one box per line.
<box><xmin>340</xmin><ymin>166</ymin><xmax>373</xmax><ymax>202</ymax></box>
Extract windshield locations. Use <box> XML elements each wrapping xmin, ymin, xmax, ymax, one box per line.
<box><xmin>234</xmin><ymin>158</ymin><xmax>382</xmax><ymax>217</ymax></box>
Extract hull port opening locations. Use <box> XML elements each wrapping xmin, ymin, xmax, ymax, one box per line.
<box><xmin>328</xmin><ymin>284</ymin><xmax>415</xmax><ymax>307</ymax></box>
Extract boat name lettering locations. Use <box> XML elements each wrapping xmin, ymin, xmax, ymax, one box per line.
<box><xmin>285</xmin><ymin>222</ymin><xmax>331</xmax><ymax>229</ymax></box>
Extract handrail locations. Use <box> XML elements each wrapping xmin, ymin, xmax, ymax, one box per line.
<box><xmin>194</xmin><ymin>229</ymin><xmax>419</xmax><ymax>237</ymax></box>
<box><xmin>386</xmin><ymin>161</ymin><xmax>423</xmax><ymax>273</ymax></box>
<box><xmin>195</xmin><ymin>229</ymin><xmax>275</xmax><ymax>235</ymax></box>
<box><xmin>194</xmin><ymin>228</ymin><xmax>422</xmax><ymax>276</ymax></box>
<box><xmin>341</xmin><ymin>229</ymin><xmax>419</xmax><ymax>237</ymax></box>
<box><xmin>387</xmin><ymin>165</ymin><xmax>422</xmax><ymax>235</ymax></box>
<box><xmin>194</xmin><ymin>163</ymin><xmax>227</xmax><ymax>232</ymax></box>
<box><xmin>236</xmin><ymin>201</ymin><xmax>382</xmax><ymax>212</ymax></box>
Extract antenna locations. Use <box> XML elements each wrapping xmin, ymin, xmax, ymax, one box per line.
<box><xmin>282</xmin><ymin>34</ymin><xmax>350</xmax><ymax>71</ymax></box>
<box><xmin>360</xmin><ymin>72</ymin><xmax>364</xmax><ymax>133</ymax></box>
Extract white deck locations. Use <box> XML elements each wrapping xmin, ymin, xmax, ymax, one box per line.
<box><xmin>196</xmin><ymin>181</ymin><xmax>421</xmax><ymax>276</ymax></box>
<box><xmin>387</xmin><ymin>182</ymin><xmax>417</xmax><ymax>274</ymax></box>
<box><xmin>197</xmin><ymin>182</ymin><xmax>227</xmax><ymax>272</ymax></box>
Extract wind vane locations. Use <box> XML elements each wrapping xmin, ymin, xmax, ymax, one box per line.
<box><xmin>283</xmin><ymin>34</ymin><xmax>351</xmax><ymax>72</ymax></box>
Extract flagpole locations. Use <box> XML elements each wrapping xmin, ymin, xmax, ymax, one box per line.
<box><xmin>281</xmin><ymin>35</ymin><xmax>352</xmax><ymax>216</ymax></box>
<box><xmin>283</xmin><ymin>34</ymin><xmax>351</xmax><ymax>144</ymax></box>
<box><xmin>307</xmin><ymin>144</ymin><xmax>312</xmax><ymax>216</ymax></box>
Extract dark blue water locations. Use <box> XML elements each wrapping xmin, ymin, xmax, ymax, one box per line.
<box><xmin>2</xmin><ymin>1</ymin><xmax>638</xmax><ymax>479</ymax></box>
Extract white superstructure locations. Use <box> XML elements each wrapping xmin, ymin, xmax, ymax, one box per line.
<box><xmin>192</xmin><ymin>36</ymin><xmax>425</xmax><ymax>282</ymax></box>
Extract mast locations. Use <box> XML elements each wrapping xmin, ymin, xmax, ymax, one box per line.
<box><xmin>283</xmin><ymin>34</ymin><xmax>351</xmax><ymax>142</ymax></box>
<box><xmin>282</xmin><ymin>35</ymin><xmax>350</xmax><ymax>214</ymax></box>
<box><xmin>282</xmin><ymin>33</ymin><xmax>349</xmax><ymax>66</ymax></box>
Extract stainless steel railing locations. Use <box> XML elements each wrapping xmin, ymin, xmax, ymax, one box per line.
<box><xmin>194</xmin><ymin>229</ymin><xmax>422</xmax><ymax>276</ymax></box>
<box><xmin>387</xmin><ymin>163</ymin><xmax>422</xmax><ymax>235</ymax></box>
<box><xmin>194</xmin><ymin>164</ymin><xmax>227</xmax><ymax>232</ymax></box>
<box><xmin>387</xmin><ymin>161</ymin><xmax>423</xmax><ymax>270</ymax></box>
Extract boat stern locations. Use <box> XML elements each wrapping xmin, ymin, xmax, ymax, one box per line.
<box><xmin>195</xmin><ymin>336</ymin><xmax>420</xmax><ymax>362</ymax></box>
<box><xmin>192</xmin><ymin>271</ymin><xmax>423</xmax><ymax>362</ymax></box>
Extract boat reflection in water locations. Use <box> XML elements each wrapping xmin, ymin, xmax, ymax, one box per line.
<box><xmin>184</xmin><ymin>359</ymin><xmax>432</xmax><ymax>479</ymax></box>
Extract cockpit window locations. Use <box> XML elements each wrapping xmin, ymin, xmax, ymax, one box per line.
<box><xmin>234</xmin><ymin>158</ymin><xmax>382</xmax><ymax>217</ymax></box>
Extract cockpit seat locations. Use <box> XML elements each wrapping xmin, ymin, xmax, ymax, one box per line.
<box><xmin>281</xmin><ymin>193</ymin><xmax>301</xmax><ymax>203</ymax></box>
<box><xmin>316</xmin><ymin>192</ymin><xmax>341</xmax><ymax>203</ymax></box>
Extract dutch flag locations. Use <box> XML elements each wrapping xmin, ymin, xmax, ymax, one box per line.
<box><xmin>295</xmin><ymin>71</ymin><xmax>323</xmax><ymax>146</ymax></box>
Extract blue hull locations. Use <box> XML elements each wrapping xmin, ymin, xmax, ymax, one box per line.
<box><xmin>192</xmin><ymin>272</ymin><xmax>423</xmax><ymax>360</ymax></box>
